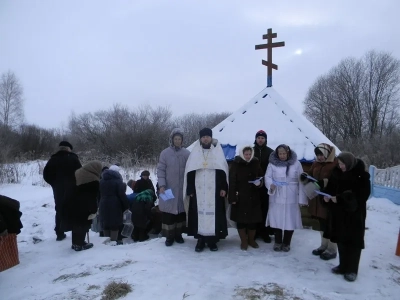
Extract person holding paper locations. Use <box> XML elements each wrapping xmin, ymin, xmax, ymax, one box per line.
<box><xmin>156</xmin><ymin>128</ymin><xmax>190</xmax><ymax>247</ymax></box>
<box><xmin>253</xmin><ymin>130</ymin><xmax>274</xmax><ymax>243</ymax></box>
<box><xmin>299</xmin><ymin>143</ymin><xmax>338</xmax><ymax>260</ymax></box>
<box><xmin>323</xmin><ymin>152</ymin><xmax>370</xmax><ymax>282</ymax></box>
<box><xmin>184</xmin><ymin>128</ymin><xmax>229</xmax><ymax>252</ymax></box>
<box><xmin>228</xmin><ymin>146</ymin><xmax>264</xmax><ymax>250</ymax></box>
<box><xmin>265</xmin><ymin>144</ymin><xmax>308</xmax><ymax>252</ymax></box>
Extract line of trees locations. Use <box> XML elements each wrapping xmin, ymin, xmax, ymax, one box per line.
<box><xmin>0</xmin><ymin>71</ymin><xmax>229</xmax><ymax>165</ymax></box>
<box><xmin>68</xmin><ymin>104</ymin><xmax>230</xmax><ymax>165</ymax></box>
<box><xmin>304</xmin><ymin>50</ymin><xmax>400</xmax><ymax>167</ymax></box>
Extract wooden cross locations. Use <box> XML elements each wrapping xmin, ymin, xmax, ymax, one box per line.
<box><xmin>255</xmin><ymin>28</ymin><xmax>285</xmax><ymax>87</ymax></box>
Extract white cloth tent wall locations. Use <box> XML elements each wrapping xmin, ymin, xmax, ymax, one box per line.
<box><xmin>188</xmin><ymin>87</ymin><xmax>340</xmax><ymax>162</ymax></box>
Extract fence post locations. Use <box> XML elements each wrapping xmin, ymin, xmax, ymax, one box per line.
<box><xmin>369</xmin><ymin>165</ymin><xmax>375</xmax><ymax>198</ymax></box>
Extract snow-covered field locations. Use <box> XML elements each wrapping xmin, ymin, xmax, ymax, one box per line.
<box><xmin>0</xmin><ymin>162</ymin><xmax>399</xmax><ymax>300</ymax></box>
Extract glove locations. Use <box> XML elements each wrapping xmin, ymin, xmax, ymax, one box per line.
<box><xmin>300</xmin><ymin>172</ymin><xmax>308</xmax><ymax>181</ymax></box>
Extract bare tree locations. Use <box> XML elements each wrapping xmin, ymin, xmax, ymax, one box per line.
<box><xmin>304</xmin><ymin>50</ymin><xmax>400</xmax><ymax>141</ymax></box>
<box><xmin>0</xmin><ymin>71</ymin><xmax>24</xmax><ymax>129</ymax></box>
<box><xmin>362</xmin><ymin>50</ymin><xmax>400</xmax><ymax>138</ymax></box>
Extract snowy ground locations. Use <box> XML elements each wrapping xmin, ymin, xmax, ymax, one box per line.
<box><xmin>0</xmin><ymin>164</ymin><xmax>399</xmax><ymax>300</ymax></box>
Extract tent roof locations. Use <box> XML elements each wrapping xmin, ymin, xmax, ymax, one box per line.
<box><xmin>188</xmin><ymin>87</ymin><xmax>339</xmax><ymax>162</ymax></box>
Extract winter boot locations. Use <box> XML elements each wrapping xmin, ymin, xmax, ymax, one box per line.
<box><xmin>56</xmin><ymin>233</ymin><xmax>66</xmax><ymax>241</ymax></box>
<box><xmin>320</xmin><ymin>240</ymin><xmax>337</xmax><ymax>260</ymax></box>
<box><xmin>195</xmin><ymin>239</ymin><xmax>205</xmax><ymax>252</ymax></box>
<box><xmin>208</xmin><ymin>243</ymin><xmax>218</xmax><ymax>251</ymax></box>
<box><xmin>281</xmin><ymin>244</ymin><xmax>291</xmax><ymax>252</ymax></box>
<box><xmin>312</xmin><ymin>232</ymin><xmax>328</xmax><ymax>255</ymax></box>
<box><xmin>237</xmin><ymin>229</ymin><xmax>248</xmax><ymax>250</ymax></box>
<box><xmin>344</xmin><ymin>273</ymin><xmax>357</xmax><ymax>282</ymax></box>
<box><xmin>73</xmin><ymin>242</ymin><xmax>93</xmax><ymax>251</ymax></box>
<box><xmin>331</xmin><ymin>265</ymin><xmax>345</xmax><ymax>275</ymax></box>
<box><xmin>273</xmin><ymin>243</ymin><xmax>282</xmax><ymax>251</ymax></box>
<box><xmin>175</xmin><ymin>235</ymin><xmax>184</xmax><ymax>244</ymax></box>
<box><xmin>247</xmin><ymin>230</ymin><xmax>259</xmax><ymax>249</ymax></box>
<box><xmin>165</xmin><ymin>238</ymin><xmax>174</xmax><ymax>247</ymax></box>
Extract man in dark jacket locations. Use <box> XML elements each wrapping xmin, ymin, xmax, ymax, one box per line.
<box><xmin>43</xmin><ymin>141</ymin><xmax>82</xmax><ymax>241</ymax></box>
<box><xmin>253</xmin><ymin>130</ymin><xmax>274</xmax><ymax>243</ymax></box>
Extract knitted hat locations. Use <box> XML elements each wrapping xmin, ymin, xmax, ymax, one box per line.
<box><xmin>141</xmin><ymin>170</ymin><xmax>150</xmax><ymax>177</ymax></box>
<box><xmin>338</xmin><ymin>152</ymin><xmax>357</xmax><ymax>171</ymax></box>
<box><xmin>199</xmin><ymin>127</ymin><xmax>212</xmax><ymax>138</ymax></box>
<box><xmin>314</xmin><ymin>143</ymin><xmax>332</xmax><ymax>159</ymax></box>
<box><xmin>59</xmin><ymin>141</ymin><xmax>73</xmax><ymax>150</ymax></box>
<box><xmin>255</xmin><ymin>130</ymin><xmax>267</xmax><ymax>139</ymax></box>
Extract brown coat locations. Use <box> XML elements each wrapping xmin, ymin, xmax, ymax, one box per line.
<box><xmin>307</xmin><ymin>150</ymin><xmax>338</xmax><ymax>220</ymax></box>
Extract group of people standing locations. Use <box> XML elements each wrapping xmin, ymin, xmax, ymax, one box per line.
<box><xmin>41</xmin><ymin>127</ymin><xmax>370</xmax><ymax>283</ymax></box>
<box><xmin>155</xmin><ymin>127</ymin><xmax>371</xmax><ymax>282</ymax></box>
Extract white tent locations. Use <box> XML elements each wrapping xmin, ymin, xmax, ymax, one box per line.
<box><xmin>188</xmin><ymin>87</ymin><xmax>339</xmax><ymax>162</ymax></box>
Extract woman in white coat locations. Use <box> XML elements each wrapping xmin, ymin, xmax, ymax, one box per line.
<box><xmin>265</xmin><ymin>144</ymin><xmax>307</xmax><ymax>252</ymax></box>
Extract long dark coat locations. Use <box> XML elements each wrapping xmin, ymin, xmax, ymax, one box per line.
<box><xmin>43</xmin><ymin>150</ymin><xmax>82</xmax><ymax>211</ymax></box>
<box><xmin>228</xmin><ymin>156</ymin><xmax>263</xmax><ymax>224</ymax></box>
<box><xmin>99</xmin><ymin>170</ymin><xmax>130</xmax><ymax>230</ymax></box>
<box><xmin>0</xmin><ymin>195</ymin><xmax>23</xmax><ymax>235</ymax></box>
<box><xmin>186</xmin><ymin>169</ymin><xmax>228</xmax><ymax>240</ymax></box>
<box><xmin>323</xmin><ymin>159</ymin><xmax>370</xmax><ymax>249</ymax></box>
<box><xmin>66</xmin><ymin>181</ymin><xmax>99</xmax><ymax>228</ymax></box>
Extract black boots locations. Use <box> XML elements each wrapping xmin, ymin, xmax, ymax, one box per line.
<box><xmin>175</xmin><ymin>235</ymin><xmax>184</xmax><ymax>244</ymax></box>
<box><xmin>56</xmin><ymin>233</ymin><xmax>66</xmax><ymax>241</ymax></box>
<box><xmin>72</xmin><ymin>242</ymin><xmax>93</xmax><ymax>251</ymax></box>
<box><xmin>195</xmin><ymin>239</ymin><xmax>205</xmax><ymax>252</ymax></box>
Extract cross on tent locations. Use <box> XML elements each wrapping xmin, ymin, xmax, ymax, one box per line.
<box><xmin>255</xmin><ymin>28</ymin><xmax>285</xmax><ymax>87</ymax></box>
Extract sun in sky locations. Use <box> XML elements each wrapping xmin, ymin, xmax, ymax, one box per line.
<box><xmin>294</xmin><ymin>49</ymin><xmax>303</xmax><ymax>55</ymax></box>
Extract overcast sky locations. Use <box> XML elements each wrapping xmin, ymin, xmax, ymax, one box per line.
<box><xmin>0</xmin><ymin>0</ymin><xmax>399</xmax><ymax>129</ymax></box>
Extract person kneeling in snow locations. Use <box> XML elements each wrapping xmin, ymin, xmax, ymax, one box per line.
<box><xmin>130</xmin><ymin>189</ymin><xmax>155</xmax><ymax>242</ymax></box>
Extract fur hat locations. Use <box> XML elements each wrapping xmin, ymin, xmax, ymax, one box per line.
<box><xmin>255</xmin><ymin>130</ymin><xmax>267</xmax><ymax>139</ymax></box>
<box><xmin>169</xmin><ymin>128</ymin><xmax>184</xmax><ymax>147</ymax></box>
<box><xmin>59</xmin><ymin>141</ymin><xmax>73</xmax><ymax>150</ymax></box>
<box><xmin>338</xmin><ymin>152</ymin><xmax>357</xmax><ymax>171</ymax></box>
<box><xmin>199</xmin><ymin>127</ymin><xmax>212</xmax><ymax>138</ymax></box>
<box><xmin>314</xmin><ymin>143</ymin><xmax>332</xmax><ymax>159</ymax></box>
<box><xmin>140</xmin><ymin>170</ymin><xmax>150</xmax><ymax>177</ymax></box>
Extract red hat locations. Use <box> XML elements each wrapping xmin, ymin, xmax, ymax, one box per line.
<box><xmin>255</xmin><ymin>130</ymin><xmax>267</xmax><ymax>139</ymax></box>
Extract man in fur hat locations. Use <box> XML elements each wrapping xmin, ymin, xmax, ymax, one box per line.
<box><xmin>43</xmin><ymin>141</ymin><xmax>82</xmax><ymax>241</ymax></box>
<box><xmin>253</xmin><ymin>130</ymin><xmax>274</xmax><ymax>243</ymax></box>
<box><xmin>183</xmin><ymin>128</ymin><xmax>229</xmax><ymax>252</ymax></box>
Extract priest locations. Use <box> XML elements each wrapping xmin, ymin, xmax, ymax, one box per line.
<box><xmin>183</xmin><ymin>128</ymin><xmax>229</xmax><ymax>252</ymax></box>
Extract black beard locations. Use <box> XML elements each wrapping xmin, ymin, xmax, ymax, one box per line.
<box><xmin>201</xmin><ymin>142</ymin><xmax>211</xmax><ymax>149</ymax></box>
